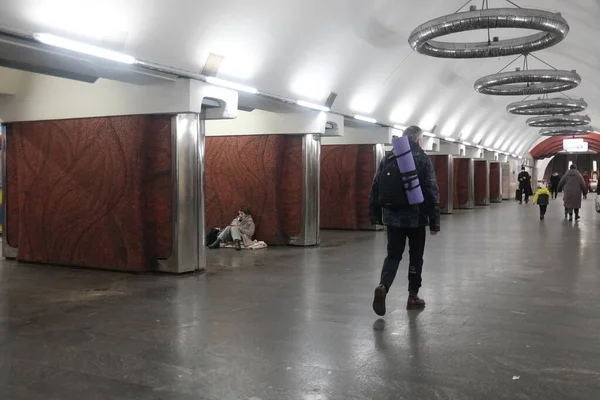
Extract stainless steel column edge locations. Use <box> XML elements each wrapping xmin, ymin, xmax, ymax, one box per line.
<box><xmin>289</xmin><ymin>134</ymin><xmax>321</xmax><ymax>246</ymax></box>
<box><xmin>447</xmin><ymin>155</ymin><xmax>454</xmax><ymax>214</ymax></box>
<box><xmin>1</xmin><ymin>124</ymin><xmax>18</xmax><ymax>259</ymax></box>
<box><xmin>162</xmin><ymin>114</ymin><xmax>200</xmax><ymax>273</ymax></box>
<box><xmin>196</xmin><ymin>117</ymin><xmax>206</xmax><ymax>271</ymax></box>
<box><xmin>485</xmin><ymin>161</ymin><xmax>491</xmax><ymax>206</ymax></box>
<box><xmin>466</xmin><ymin>158</ymin><xmax>475</xmax><ymax>209</ymax></box>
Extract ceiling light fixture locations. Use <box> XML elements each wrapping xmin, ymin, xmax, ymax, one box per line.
<box><xmin>296</xmin><ymin>100</ymin><xmax>330</xmax><ymax>112</ymax></box>
<box><xmin>475</xmin><ymin>69</ymin><xmax>581</xmax><ymax>96</ymax></box>
<box><xmin>507</xmin><ymin>98</ymin><xmax>588</xmax><ymax>115</ymax></box>
<box><xmin>527</xmin><ymin>114</ymin><xmax>591</xmax><ymax>128</ymax></box>
<box><xmin>423</xmin><ymin>132</ymin><xmax>436</xmax><ymax>138</ymax></box>
<box><xmin>540</xmin><ymin>125</ymin><xmax>594</xmax><ymax>136</ymax></box>
<box><xmin>354</xmin><ymin>115</ymin><xmax>378</xmax><ymax>124</ymax></box>
<box><xmin>33</xmin><ymin>33</ymin><xmax>136</xmax><ymax>64</ymax></box>
<box><xmin>409</xmin><ymin>7</ymin><xmax>569</xmax><ymax>59</ymax></box>
<box><xmin>205</xmin><ymin>76</ymin><xmax>258</xmax><ymax>94</ymax></box>
<box><xmin>462</xmin><ymin>141</ymin><xmax>472</xmax><ymax>146</ymax></box>
<box><xmin>444</xmin><ymin>138</ymin><xmax>456</xmax><ymax>142</ymax></box>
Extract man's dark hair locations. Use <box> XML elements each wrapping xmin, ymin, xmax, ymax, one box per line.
<box><xmin>403</xmin><ymin>126</ymin><xmax>423</xmax><ymax>143</ymax></box>
<box><xmin>570</xmin><ymin>164</ymin><xmax>577</xmax><ymax>170</ymax></box>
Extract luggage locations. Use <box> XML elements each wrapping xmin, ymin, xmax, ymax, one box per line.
<box><xmin>595</xmin><ymin>196</ymin><xmax>600</xmax><ymax>213</ymax></box>
<box><xmin>515</xmin><ymin>189</ymin><xmax>522</xmax><ymax>202</ymax></box>
<box><xmin>205</xmin><ymin>228</ymin><xmax>221</xmax><ymax>246</ymax></box>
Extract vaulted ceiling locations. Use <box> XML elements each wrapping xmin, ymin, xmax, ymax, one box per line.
<box><xmin>0</xmin><ymin>0</ymin><xmax>599</xmax><ymax>156</ymax></box>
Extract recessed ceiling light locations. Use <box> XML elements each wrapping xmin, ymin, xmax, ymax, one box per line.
<box><xmin>33</xmin><ymin>33</ymin><xmax>136</xmax><ymax>64</ymax></box>
<box><xmin>354</xmin><ymin>115</ymin><xmax>378</xmax><ymax>124</ymax></box>
<box><xmin>205</xmin><ymin>77</ymin><xmax>258</xmax><ymax>94</ymax></box>
<box><xmin>296</xmin><ymin>100</ymin><xmax>330</xmax><ymax>112</ymax></box>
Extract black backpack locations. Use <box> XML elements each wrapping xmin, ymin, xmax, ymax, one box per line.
<box><xmin>378</xmin><ymin>152</ymin><xmax>419</xmax><ymax>209</ymax></box>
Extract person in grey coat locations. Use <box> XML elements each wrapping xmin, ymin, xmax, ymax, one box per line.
<box><xmin>558</xmin><ymin>164</ymin><xmax>587</xmax><ymax>221</ymax></box>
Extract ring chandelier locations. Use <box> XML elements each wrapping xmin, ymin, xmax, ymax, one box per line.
<box><xmin>507</xmin><ymin>98</ymin><xmax>587</xmax><ymax>115</ymax></box>
<box><xmin>526</xmin><ymin>115</ymin><xmax>591</xmax><ymax>128</ymax></box>
<box><xmin>539</xmin><ymin>125</ymin><xmax>594</xmax><ymax>136</ymax></box>
<box><xmin>408</xmin><ymin>7</ymin><xmax>569</xmax><ymax>58</ymax></box>
<box><xmin>527</xmin><ymin>115</ymin><xmax>592</xmax><ymax>128</ymax></box>
<box><xmin>474</xmin><ymin>69</ymin><xmax>581</xmax><ymax>96</ymax></box>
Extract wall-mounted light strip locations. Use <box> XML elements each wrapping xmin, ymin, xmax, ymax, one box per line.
<box><xmin>296</xmin><ymin>100</ymin><xmax>330</xmax><ymax>112</ymax></box>
<box><xmin>33</xmin><ymin>33</ymin><xmax>136</xmax><ymax>64</ymax></box>
<box><xmin>462</xmin><ymin>141</ymin><xmax>472</xmax><ymax>146</ymax></box>
<box><xmin>354</xmin><ymin>115</ymin><xmax>378</xmax><ymax>124</ymax></box>
<box><xmin>423</xmin><ymin>132</ymin><xmax>436</xmax><ymax>138</ymax></box>
<box><xmin>205</xmin><ymin>77</ymin><xmax>258</xmax><ymax>94</ymax></box>
<box><xmin>444</xmin><ymin>137</ymin><xmax>456</xmax><ymax>142</ymax></box>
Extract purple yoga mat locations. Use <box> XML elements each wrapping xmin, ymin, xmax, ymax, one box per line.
<box><xmin>392</xmin><ymin>136</ymin><xmax>424</xmax><ymax>205</ymax></box>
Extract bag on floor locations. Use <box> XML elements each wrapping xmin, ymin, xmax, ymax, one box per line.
<box><xmin>515</xmin><ymin>189</ymin><xmax>522</xmax><ymax>202</ymax></box>
<box><xmin>205</xmin><ymin>228</ymin><xmax>220</xmax><ymax>246</ymax></box>
<box><xmin>595</xmin><ymin>196</ymin><xmax>600</xmax><ymax>213</ymax></box>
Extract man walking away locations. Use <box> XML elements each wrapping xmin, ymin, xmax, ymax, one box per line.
<box><xmin>549</xmin><ymin>172</ymin><xmax>560</xmax><ymax>199</ymax></box>
<box><xmin>518</xmin><ymin>167</ymin><xmax>533</xmax><ymax>204</ymax></box>
<box><xmin>369</xmin><ymin>126</ymin><xmax>440</xmax><ymax>315</ymax></box>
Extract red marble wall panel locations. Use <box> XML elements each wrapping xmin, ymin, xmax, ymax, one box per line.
<box><xmin>430</xmin><ymin>155</ymin><xmax>450</xmax><ymax>212</ymax></box>
<box><xmin>5</xmin><ymin>116</ymin><xmax>172</xmax><ymax>271</ymax></box>
<box><xmin>142</xmin><ymin>116</ymin><xmax>173</xmax><ymax>259</ymax></box>
<box><xmin>454</xmin><ymin>158</ymin><xmax>471</xmax><ymax>208</ymax></box>
<box><xmin>321</xmin><ymin>146</ymin><xmax>358</xmax><ymax>230</ymax></box>
<box><xmin>489</xmin><ymin>162</ymin><xmax>501</xmax><ymax>203</ymax></box>
<box><xmin>205</xmin><ymin>135</ymin><xmax>303</xmax><ymax>245</ymax></box>
<box><xmin>320</xmin><ymin>145</ymin><xmax>376</xmax><ymax>230</ymax></box>
<box><xmin>474</xmin><ymin>160</ymin><xmax>489</xmax><ymax>206</ymax></box>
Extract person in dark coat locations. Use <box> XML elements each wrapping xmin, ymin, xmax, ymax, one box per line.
<box><xmin>582</xmin><ymin>171</ymin><xmax>591</xmax><ymax>199</ymax></box>
<box><xmin>549</xmin><ymin>172</ymin><xmax>561</xmax><ymax>199</ymax></box>
<box><xmin>518</xmin><ymin>167</ymin><xmax>533</xmax><ymax>204</ymax></box>
<box><xmin>369</xmin><ymin>125</ymin><xmax>440</xmax><ymax>315</ymax></box>
<box><xmin>558</xmin><ymin>164</ymin><xmax>587</xmax><ymax>221</ymax></box>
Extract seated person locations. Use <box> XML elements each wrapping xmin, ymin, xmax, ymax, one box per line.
<box><xmin>208</xmin><ymin>207</ymin><xmax>255</xmax><ymax>251</ymax></box>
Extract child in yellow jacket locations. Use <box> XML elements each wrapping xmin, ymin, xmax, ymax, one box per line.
<box><xmin>533</xmin><ymin>184</ymin><xmax>551</xmax><ymax>220</ymax></box>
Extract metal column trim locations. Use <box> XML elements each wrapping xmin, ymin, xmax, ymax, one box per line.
<box><xmin>160</xmin><ymin>113</ymin><xmax>204</xmax><ymax>273</ymax></box>
<box><xmin>289</xmin><ymin>134</ymin><xmax>321</xmax><ymax>246</ymax></box>
<box><xmin>447</xmin><ymin>155</ymin><xmax>454</xmax><ymax>214</ymax></box>
<box><xmin>1</xmin><ymin>124</ymin><xmax>18</xmax><ymax>259</ymax></box>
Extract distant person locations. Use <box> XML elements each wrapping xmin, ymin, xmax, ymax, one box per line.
<box><xmin>532</xmin><ymin>184</ymin><xmax>551</xmax><ymax>220</ymax></box>
<box><xmin>549</xmin><ymin>172</ymin><xmax>561</xmax><ymax>199</ymax></box>
<box><xmin>558</xmin><ymin>164</ymin><xmax>587</xmax><ymax>221</ymax></box>
<box><xmin>582</xmin><ymin>171</ymin><xmax>591</xmax><ymax>199</ymax></box>
<box><xmin>518</xmin><ymin>167</ymin><xmax>533</xmax><ymax>204</ymax></box>
<box><xmin>208</xmin><ymin>207</ymin><xmax>255</xmax><ymax>251</ymax></box>
<box><xmin>369</xmin><ymin>125</ymin><xmax>440</xmax><ymax>315</ymax></box>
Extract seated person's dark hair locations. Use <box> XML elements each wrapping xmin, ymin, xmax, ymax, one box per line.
<box><xmin>240</xmin><ymin>206</ymin><xmax>252</xmax><ymax>215</ymax></box>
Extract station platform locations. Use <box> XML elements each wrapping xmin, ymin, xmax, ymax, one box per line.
<box><xmin>0</xmin><ymin>198</ymin><xmax>599</xmax><ymax>399</ymax></box>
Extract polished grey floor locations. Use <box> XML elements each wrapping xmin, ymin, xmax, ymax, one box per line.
<box><xmin>1</xmin><ymin>197</ymin><xmax>599</xmax><ymax>400</ymax></box>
